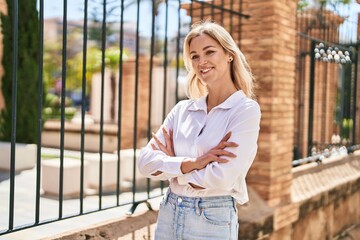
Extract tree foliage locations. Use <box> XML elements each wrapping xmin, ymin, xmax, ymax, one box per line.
<box><xmin>0</xmin><ymin>0</ymin><xmax>39</xmax><ymax>143</ymax></box>
<box><xmin>298</xmin><ymin>0</ymin><xmax>352</xmax><ymax>10</ymax></box>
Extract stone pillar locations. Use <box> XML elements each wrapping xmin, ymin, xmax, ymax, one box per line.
<box><xmin>240</xmin><ymin>0</ymin><xmax>297</xmax><ymax>208</ymax></box>
<box><xmin>240</xmin><ymin>1</ymin><xmax>300</xmax><ymax>230</ymax></box>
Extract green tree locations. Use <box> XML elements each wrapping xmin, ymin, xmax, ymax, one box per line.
<box><xmin>298</xmin><ymin>0</ymin><xmax>352</xmax><ymax>10</ymax></box>
<box><xmin>0</xmin><ymin>0</ymin><xmax>39</xmax><ymax>143</ymax></box>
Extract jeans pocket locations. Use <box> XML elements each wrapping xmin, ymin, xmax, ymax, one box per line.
<box><xmin>200</xmin><ymin>207</ymin><xmax>231</xmax><ymax>226</ymax></box>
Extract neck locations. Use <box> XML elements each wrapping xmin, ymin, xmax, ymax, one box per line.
<box><xmin>206</xmin><ymin>84</ymin><xmax>237</xmax><ymax>112</ymax></box>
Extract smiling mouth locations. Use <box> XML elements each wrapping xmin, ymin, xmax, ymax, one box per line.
<box><xmin>200</xmin><ymin>67</ymin><xmax>213</xmax><ymax>74</ymax></box>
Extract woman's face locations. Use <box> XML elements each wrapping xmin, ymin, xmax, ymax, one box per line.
<box><xmin>189</xmin><ymin>34</ymin><xmax>231</xmax><ymax>87</ymax></box>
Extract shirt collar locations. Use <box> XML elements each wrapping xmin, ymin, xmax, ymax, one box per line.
<box><xmin>188</xmin><ymin>90</ymin><xmax>246</xmax><ymax>112</ymax></box>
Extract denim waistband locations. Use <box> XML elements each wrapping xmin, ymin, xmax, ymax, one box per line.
<box><xmin>165</xmin><ymin>190</ymin><xmax>235</xmax><ymax>209</ymax></box>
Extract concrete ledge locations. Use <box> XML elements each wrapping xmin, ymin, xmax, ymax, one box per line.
<box><xmin>41</xmin><ymin>208</ymin><xmax>158</xmax><ymax>240</ymax></box>
<box><xmin>86</xmin><ymin>150</ymin><xmax>149</xmax><ymax>192</ymax></box>
<box><xmin>41</xmin><ymin>158</ymin><xmax>88</xmax><ymax>197</ymax></box>
<box><xmin>237</xmin><ymin>187</ymin><xmax>274</xmax><ymax>239</ymax></box>
<box><xmin>291</xmin><ymin>154</ymin><xmax>360</xmax><ymax>239</ymax></box>
<box><xmin>0</xmin><ymin>142</ymin><xmax>36</xmax><ymax>171</ymax></box>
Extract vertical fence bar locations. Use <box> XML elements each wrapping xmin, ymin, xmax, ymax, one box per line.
<box><xmin>352</xmin><ymin>49</ymin><xmax>358</xmax><ymax>144</ymax></box>
<box><xmin>59</xmin><ymin>0</ymin><xmax>68</xmax><ymax>219</ymax></box>
<box><xmin>80</xmin><ymin>0</ymin><xmax>89</xmax><ymax>214</ymax></box>
<box><xmin>162</xmin><ymin>0</ymin><xmax>169</xmax><ymax>120</ymax></box>
<box><xmin>160</xmin><ymin>0</ymin><xmax>169</xmax><ymax>194</ymax></box>
<box><xmin>200</xmin><ymin>1</ymin><xmax>204</xmax><ymax>20</ymax></box>
<box><xmin>237</xmin><ymin>0</ymin><xmax>242</xmax><ymax>47</ymax></box>
<box><xmin>116</xmin><ymin>0</ymin><xmax>125</xmax><ymax>206</ymax></box>
<box><xmin>8</xmin><ymin>0</ymin><xmax>19</xmax><ymax>230</ymax></box>
<box><xmin>211</xmin><ymin>0</ymin><xmax>215</xmax><ymax>17</ymax></box>
<box><xmin>163</xmin><ymin>0</ymin><xmax>169</xmax><ymax>120</ymax></box>
<box><xmin>35</xmin><ymin>0</ymin><xmax>44</xmax><ymax>224</ymax></box>
<box><xmin>308</xmin><ymin>40</ymin><xmax>316</xmax><ymax>154</ymax></box>
<box><xmin>146</xmin><ymin>0</ymin><xmax>157</xmax><ymax>197</ymax></box>
<box><xmin>175</xmin><ymin>0</ymin><xmax>181</xmax><ymax>103</ymax></box>
<box><xmin>99</xmin><ymin>0</ymin><xmax>107</xmax><ymax>209</ymax></box>
<box><xmin>220</xmin><ymin>0</ymin><xmax>224</xmax><ymax>24</ymax></box>
<box><xmin>229</xmin><ymin>0</ymin><xmax>234</xmax><ymax>34</ymax></box>
<box><xmin>190</xmin><ymin>0</ymin><xmax>193</xmax><ymax>25</ymax></box>
<box><xmin>132</xmin><ymin>0</ymin><xmax>141</xmax><ymax>204</ymax></box>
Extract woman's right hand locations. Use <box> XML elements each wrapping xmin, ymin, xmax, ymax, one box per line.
<box><xmin>181</xmin><ymin>131</ymin><xmax>238</xmax><ymax>174</ymax></box>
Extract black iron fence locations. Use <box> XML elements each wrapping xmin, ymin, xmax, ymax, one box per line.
<box><xmin>293</xmin><ymin>1</ymin><xmax>359</xmax><ymax>167</ymax></box>
<box><xmin>0</xmin><ymin>0</ymin><xmax>247</xmax><ymax>235</ymax></box>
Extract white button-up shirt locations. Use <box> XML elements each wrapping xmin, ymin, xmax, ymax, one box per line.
<box><xmin>137</xmin><ymin>90</ymin><xmax>261</xmax><ymax>204</ymax></box>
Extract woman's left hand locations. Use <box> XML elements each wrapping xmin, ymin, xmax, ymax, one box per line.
<box><xmin>151</xmin><ymin>127</ymin><xmax>175</xmax><ymax>157</ymax></box>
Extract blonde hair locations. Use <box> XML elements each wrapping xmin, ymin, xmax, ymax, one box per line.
<box><xmin>183</xmin><ymin>21</ymin><xmax>255</xmax><ymax>99</ymax></box>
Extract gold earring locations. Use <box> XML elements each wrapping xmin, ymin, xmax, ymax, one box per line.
<box><xmin>228</xmin><ymin>56</ymin><xmax>233</xmax><ymax>62</ymax></box>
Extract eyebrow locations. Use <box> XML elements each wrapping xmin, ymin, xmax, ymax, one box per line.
<box><xmin>190</xmin><ymin>45</ymin><xmax>216</xmax><ymax>55</ymax></box>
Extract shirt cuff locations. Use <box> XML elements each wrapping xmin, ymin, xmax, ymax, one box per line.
<box><xmin>158</xmin><ymin>156</ymin><xmax>186</xmax><ymax>176</ymax></box>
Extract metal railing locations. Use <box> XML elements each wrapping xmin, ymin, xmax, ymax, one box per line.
<box><xmin>0</xmin><ymin>0</ymin><xmax>247</xmax><ymax>235</ymax></box>
<box><xmin>293</xmin><ymin>2</ymin><xmax>359</xmax><ymax>166</ymax></box>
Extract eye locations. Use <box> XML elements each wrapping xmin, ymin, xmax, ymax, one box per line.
<box><xmin>191</xmin><ymin>55</ymin><xmax>199</xmax><ymax>60</ymax></box>
<box><xmin>206</xmin><ymin>50</ymin><xmax>215</xmax><ymax>55</ymax></box>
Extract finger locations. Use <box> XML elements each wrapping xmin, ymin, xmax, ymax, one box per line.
<box><xmin>211</xmin><ymin>149</ymin><xmax>236</xmax><ymax>157</ymax></box>
<box><xmin>170</xmin><ymin>129</ymin><xmax>173</xmax><ymax>143</ymax></box>
<box><xmin>215</xmin><ymin>157</ymin><xmax>229</xmax><ymax>164</ymax></box>
<box><xmin>152</xmin><ymin>132</ymin><xmax>165</xmax><ymax>148</ymax></box>
<box><xmin>151</xmin><ymin>143</ymin><xmax>158</xmax><ymax>150</ymax></box>
<box><xmin>214</xmin><ymin>141</ymin><xmax>239</xmax><ymax>150</ymax></box>
<box><xmin>170</xmin><ymin>129</ymin><xmax>175</xmax><ymax>153</ymax></box>
<box><xmin>162</xmin><ymin>127</ymin><xmax>168</xmax><ymax>136</ymax></box>
<box><xmin>221</xmin><ymin>131</ymin><xmax>232</xmax><ymax>142</ymax></box>
<box><xmin>162</xmin><ymin>128</ymin><xmax>171</xmax><ymax>145</ymax></box>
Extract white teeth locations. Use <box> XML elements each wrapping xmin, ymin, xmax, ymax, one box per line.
<box><xmin>201</xmin><ymin>68</ymin><xmax>212</xmax><ymax>73</ymax></box>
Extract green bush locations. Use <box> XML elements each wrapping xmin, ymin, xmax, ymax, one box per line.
<box><xmin>0</xmin><ymin>0</ymin><xmax>40</xmax><ymax>144</ymax></box>
<box><xmin>341</xmin><ymin>118</ymin><xmax>353</xmax><ymax>140</ymax></box>
<box><xmin>43</xmin><ymin>93</ymin><xmax>77</xmax><ymax>120</ymax></box>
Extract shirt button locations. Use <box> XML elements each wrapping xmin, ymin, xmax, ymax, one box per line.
<box><xmin>177</xmin><ymin>197</ymin><xmax>182</xmax><ymax>203</ymax></box>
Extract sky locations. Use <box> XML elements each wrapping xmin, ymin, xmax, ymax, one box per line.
<box><xmin>40</xmin><ymin>0</ymin><xmax>190</xmax><ymax>38</ymax></box>
<box><xmin>40</xmin><ymin>0</ymin><xmax>360</xmax><ymax>41</ymax></box>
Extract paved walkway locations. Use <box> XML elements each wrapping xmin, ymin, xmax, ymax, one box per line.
<box><xmin>0</xmin><ymin>147</ymin><xmax>162</xmax><ymax>239</ymax></box>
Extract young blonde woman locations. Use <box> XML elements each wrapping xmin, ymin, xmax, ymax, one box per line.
<box><xmin>138</xmin><ymin>21</ymin><xmax>261</xmax><ymax>240</ymax></box>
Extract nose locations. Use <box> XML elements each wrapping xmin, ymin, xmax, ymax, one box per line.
<box><xmin>199</xmin><ymin>57</ymin><xmax>208</xmax><ymax>65</ymax></box>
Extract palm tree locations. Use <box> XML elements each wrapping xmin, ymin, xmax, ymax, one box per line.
<box><xmin>69</xmin><ymin>47</ymin><xmax>128</xmax><ymax>121</ymax></box>
<box><xmin>105</xmin><ymin>47</ymin><xmax>129</xmax><ymax>120</ymax></box>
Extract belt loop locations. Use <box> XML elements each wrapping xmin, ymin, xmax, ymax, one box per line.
<box><xmin>195</xmin><ymin>198</ymin><xmax>201</xmax><ymax>216</ymax></box>
<box><xmin>232</xmin><ymin>197</ymin><xmax>238</xmax><ymax>213</ymax></box>
<box><xmin>164</xmin><ymin>189</ymin><xmax>170</xmax><ymax>204</ymax></box>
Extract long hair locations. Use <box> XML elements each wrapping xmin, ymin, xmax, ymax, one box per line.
<box><xmin>183</xmin><ymin>21</ymin><xmax>255</xmax><ymax>99</ymax></box>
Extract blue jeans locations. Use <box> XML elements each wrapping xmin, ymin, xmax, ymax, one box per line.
<box><xmin>155</xmin><ymin>190</ymin><xmax>239</xmax><ymax>240</ymax></box>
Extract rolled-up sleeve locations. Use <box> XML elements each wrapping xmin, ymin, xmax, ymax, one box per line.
<box><xmin>177</xmin><ymin>102</ymin><xmax>261</xmax><ymax>190</ymax></box>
